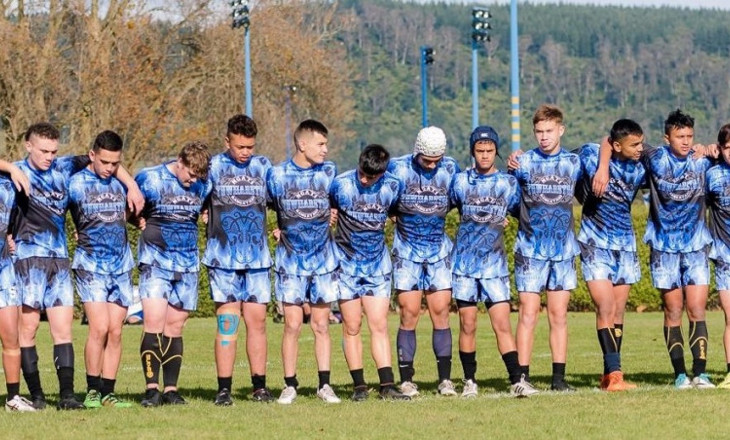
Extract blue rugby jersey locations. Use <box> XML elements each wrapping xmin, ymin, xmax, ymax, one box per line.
<box><xmin>68</xmin><ymin>168</ymin><xmax>134</xmax><ymax>274</ymax></box>
<box><xmin>706</xmin><ymin>161</ymin><xmax>730</xmax><ymax>262</ymax></box>
<box><xmin>202</xmin><ymin>153</ymin><xmax>272</xmax><ymax>270</ymax></box>
<box><xmin>266</xmin><ymin>159</ymin><xmax>337</xmax><ymax>275</ymax></box>
<box><xmin>12</xmin><ymin>156</ymin><xmax>89</xmax><ymax>260</ymax></box>
<box><xmin>642</xmin><ymin>145</ymin><xmax>711</xmax><ymax>252</ymax></box>
<box><xmin>450</xmin><ymin>169</ymin><xmax>520</xmax><ymax>278</ymax></box>
<box><xmin>387</xmin><ymin>154</ymin><xmax>460</xmax><ymax>263</ymax></box>
<box><xmin>330</xmin><ymin>169</ymin><xmax>400</xmax><ymax>277</ymax></box>
<box><xmin>135</xmin><ymin>163</ymin><xmax>210</xmax><ymax>272</ymax></box>
<box><xmin>0</xmin><ymin>176</ymin><xmax>15</xmax><ymax>265</ymax></box>
<box><xmin>575</xmin><ymin>143</ymin><xmax>646</xmax><ymax>251</ymax></box>
<box><xmin>510</xmin><ymin>148</ymin><xmax>582</xmax><ymax>261</ymax></box>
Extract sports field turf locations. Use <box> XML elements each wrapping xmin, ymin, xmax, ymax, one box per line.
<box><xmin>1</xmin><ymin>311</ymin><xmax>728</xmax><ymax>439</ymax></box>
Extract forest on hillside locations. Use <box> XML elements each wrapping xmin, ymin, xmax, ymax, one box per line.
<box><xmin>334</xmin><ymin>0</ymin><xmax>730</xmax><ymax>168</ymax></box>
<box><xmin>1</xmin><ymin>1</ymin><xmax>729</xmax><ymax>170</ymax></box>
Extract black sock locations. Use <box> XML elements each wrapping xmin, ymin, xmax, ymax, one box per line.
<box><xmin>318</xmin><ymin>370</ymin><xmax>331</xmax><ymax>389</ymax></box>
<box><xmin>432</xmin><ymin>328</ymin><xmax>452</xmax><ymax>382</ymax></box>
<box><xmin>614</xmin><ymin>323</ymin><xmax>624</xmax><ymax>352</ymax></box>
<box><xmin>436</xmin><ymin>356</ymin><xmax>452</xmax><ymax>382</ymax></box>
<box><xmin>21</xmin><ymin>346</ymin><xmax>43</xmax><ymax>397</ymax></box>
<box><xmin>100</xmin><ymin>378</ymin><xmax>116</xmax><ymax>397</ymax></box>
<box><xmin>54</xmin><ymin>343</ymin><xmax>75</xmax><ymax>398</ymax></box>
<box><xmin>459</xmin><ymin>351</ymin><xmax>477</xmax><ymax>381</ymax></box>
<box><xmin>520</xmin><ymin>365</ymin><xmax>530</xmax><ymax>382</ymax></box>
<box><xmin>598</xmin><ymin>328</ymin><xmax>620</xmax><ymax>374</ymax></box>
<box><xmin>552</xmin><ymin>362</ymin><xmax>566</xmax><ymax>384</ymax></box>
<box><xmin>6</xmin><ymin>382</ymin><xmax>20</xmax><ymax>399</ymax></box>
<box><xmin>377</xmin><ymin>367</ymin><xmax>395</xmax><ymax>389</ymax></box>
<box><xmin>689</xmin><ymin>320</ymin><xmax>708</xmax><ymax>376</ymax></box>
<box><xmin>252</xmin><ymin>375</ymin><xmax>266</xmax><ymax>391</ymax></box>
<box><xmin>140</xmin><ymin>332</ymin><xmax>163</xmax><ymax>386</ymax></box>
<box><xmin>218</xmin><ymin>376</ymin><xmax>232</xmax><ymax>392</ymax></box>
<box><xmin>502</xmin><ymin>351</ymin><xmax>521</xmax><ymax>385</ymax></box>
<box><xmin>664</xmin><ymin>326</ymin><xmax>686</xmax><ymax>376</ymax></box>
<box><xmin>284</xmin><ymin>375</ymin><xmax>298</xmax><ymax>389</ymax></box>
<box><xmin>86</xmin><ymin>374</ymin><xmax>102</xmax><ymax>392</ymax></box>
<box><xmin>399</xmin><ymin>362</ymin><xmax>415</xmax><ymax>383</ymax></box>
<box><xmin>161</xmin><ymin>336</ymin><xmax>183</xmax><ymax>389</ymax></box>
<box><xmin>349</xmin><ymin>368</ymin><xmax>366</xmax><ymax>388</ymax></box>
<box><xmin>726</xmin><ymin>363</ymin><xmax>730</xmax><ymax>374</ymax></box>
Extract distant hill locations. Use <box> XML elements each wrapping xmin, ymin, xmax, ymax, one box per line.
<box><xmin>332</xmin><ymin>0</ymin><xmax>730</xmax><ymax>169</ymax></box>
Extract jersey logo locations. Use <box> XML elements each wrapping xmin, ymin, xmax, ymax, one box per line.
<box><xmin>217</xmin><ymin>175</ymin><xmax>265</xmax><ymax>208</ymax></box>
<box><xmin>527</xmin><ymin>174</ymin><xmax>573</xmax><ymax>205</ymax></box>
<box><xmin>281</xmin><ymin>188</ymin><xmax>329</xmax><ymax>220</ymax></box>
<box><xmin>400</xmin><ymin>184</ymin><xmax>448</xmax><ymax>214</ymax></box>
<box><xmin>656</xmin><ymin>172</ymin><xmax>702</xmax><ymax>202</ymax></box>
<box><xmin>82</xmin><ymin>191</ymin><xmax>126</xmax><ymax>222</ymax></box>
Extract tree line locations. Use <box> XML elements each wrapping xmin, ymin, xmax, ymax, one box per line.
<box><xmin>2</xmin><ymin>1</ymin><xmax>729</xmax><ymax>171</ymax></box>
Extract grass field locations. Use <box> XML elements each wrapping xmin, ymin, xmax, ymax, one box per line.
<box><xmin>1</xmin><ymin>310</ymin><xmax>729</xmax><ymax>439</ymax></box>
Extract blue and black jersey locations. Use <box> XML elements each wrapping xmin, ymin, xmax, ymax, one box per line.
<box><xmin>575</xmin><ymin>143</ymin><xmax>646</xmax><ymax>251</ymax></box>
<box><xmin>706</xmin><ymin>161</ymin><xmax>730</xmax><ymax>262</ymax></box>
<box><xmin>387</xmin><ymin>154</ymin><xmax>460</xmax><ymax>263</ymax></box>
<box><xmin>330</xmin><ymin>169</ymin><xmax>400</xmax><ymax>277</ymax></box>
<box><xmin>450</xmin><ymin>170</ymin><xmax>520</xmax><ymax>278</ymax></box>
<box><xmin>135</xmin><ymin>163</ymin><xmax>210</xmax><ymax>272</ymax></box>
<box><xmin>510</xmin><ymin>148</ymin><xmax>581</xmax><ymax>261</ymax></box>
<box><xmin>202</xmin><ymin>152</ymin><xmax>272</xmax><ymax>270</ymax></box>
<box><xmin>68</xmin><ymin>168</ymin><xmax>134</xmax><ymax>274</ymax></box>
<box><xmin>0</xmin><ymin>176</ymin><xmax>16</xmax><ymax>266</ymax></box>
<box><xmin>266</xmin><ymin>160</ymin><xmax>337</xmax><ymax>276</ymax></box>
<box><xmin>642</xmin><ymin>145</ymin><xmax>711</xmax><ymax>252</ymax></box>
<box><xmin>12</xmin><ymin>156</ymin><xmax>89</xmax><ymax>260</ymax></box>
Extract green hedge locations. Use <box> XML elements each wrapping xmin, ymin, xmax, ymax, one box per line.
<box><xmin>65</xmin><ymin>201</ymin><xmax>718</xmax><ymax>317</ymax></box>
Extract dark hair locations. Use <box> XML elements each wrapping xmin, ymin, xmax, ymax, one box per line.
<box><xmin>609</xmin><ymin>119</ymin><xmax>643</xmax><ymax>144</ymax></box>
<box><xmin>359</xmin><ymin>144</ymin><xmax>390</xmax><ymax>175</ymax></box>
<box><xmin>92</xmin><ymin>130</ymin><xmax>123</xmax><ymax>152</ymax></box>
<box><xmin>664</xmin><ymin>109</ymin><xmax>694</xmax><ymax>135</ymax></box>
<box><xmin>294</xmin><ymin>119</ymin><xmax>328</xmax><ymax>148</ymax></box>
<box><xmin>179</xmin><ymin>141</ymin><xmax>211</xmax><ymax>180</ymax></box>
<box><xmin>25</xmin><ymin>122</ymin><xmax>60</xmax><ymax>142</ymax></box>
<box><xmin>227</xmin><ymin>114</ymin><xmax>257</xmax><ymax>138</ymax></box>
<box><xmin>718</xmin><ymin>123</ymin><xmax>730</xmax><ymax>147</ymax></box>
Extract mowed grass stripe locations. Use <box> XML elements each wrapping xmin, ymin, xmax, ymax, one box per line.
<box><xmin>0</xmin><ymin>311</ymin><xmax>726</xmax><ymax>439</ymax></box>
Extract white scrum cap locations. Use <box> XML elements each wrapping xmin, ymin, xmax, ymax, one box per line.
<box><xmin>413</xmin><ymin>126</ymin><xmax>447</xmax><ymax>156</ymax></box>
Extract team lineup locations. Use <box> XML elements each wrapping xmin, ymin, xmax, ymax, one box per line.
<box><xmin>2</xmin><ymin>105</ymin><xmax>730</xmax><ymax>411</ymax></box>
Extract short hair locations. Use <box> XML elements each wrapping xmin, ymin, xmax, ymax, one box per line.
<box><xmin>533</xmin><ymin>104</ymin><xmax>564</xmax><ymax>126</ymax></box>
<box><xmin>609</xmin><ymin>119</ymin><xmax>643</xmax><ymax>144</ymax></box>
<box><xmin>178</xmin><ymin>141</ymin><xmax>211</xmax><ymax>180</ymax></box>
<box><xmin>664</xmin><ymin>109</ymin><xmax>694</xmax><ymax>135</ymax></box>
<box><xmin>25</xmin><ymin>122</ymin><xmax>60</xmax><ymax>142</ymax></box>
<box><xmin>359</xmin><ymin>144</ymin><xmax>390</xmax><ymax>176</ymax></box>
<box><xmin>718</xmin><ymin>123</ymin><xmax>730</xmax><ymax>146</ymax></box>
<box><xmin>294</xmin><ymin>119</ymin><xmax>328</xmax><ymax>148</ymax></box>
<box><xmin>227</xmin><ymin>114</ymin><xmax>257</xmax><ymax>138</ymax></box>
<box><xmin>92</xmin><ymin>130</ymin><xmax>123</xmax><ymax>152</ymax></box>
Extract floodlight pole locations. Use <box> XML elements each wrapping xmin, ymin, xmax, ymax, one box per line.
<box><xmin>510</xmin><ymin>0</ymin><xmax>520</xmax><ymax>151</ymax></box>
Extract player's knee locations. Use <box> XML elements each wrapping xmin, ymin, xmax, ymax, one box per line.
<box><xmin>686</xmin><ymin>307</ymin><xmax>706</xmax><ymax>322</ymax></box>
<box><xmin>283</xmin><ymin>319</ymin><xmax>302</xmax><ymax>336</ymax></box>
<box><xmin>310</xmin><ymin>319</ymin><xmax>329</xmax><ymax>336</ymax></box>
<box><xmin>368</xmin><ymin>318</ymin><xmax>388</xmax><ymax>337</ymax></box>
<box><xmin>492</xmin><ymin>320</ymin><xmax>512</xmax><ymax>337</ymax></box>
<box><xmin>664</xmin><ymin>306</ymin><xmax>683</xmax><ymax>322</ymax></box>
<box><xmin>548</xmin><ymin>310</ymin><xmax>567</xmax><ymax>328</ymax></box>
<box><xmin>460</xmin><ymin>320</ymin><xmax>477</xmax><ymax>337</ymax></box>
<box><xmin>343</xmin><ymin>322</ymin><xmax>361</xmax><ymax>338</ymax></box>
<box><xmin>519</xmin><ymin>308</ymin><xmax>539</xmax><ymax>328</ymax></box>
<box><xmin>107</xmin><ymin>325</ymin><xmax>123</xmax><ymax>343</ymax></box>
